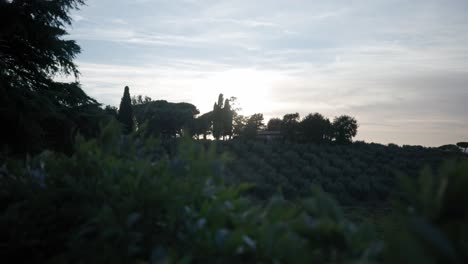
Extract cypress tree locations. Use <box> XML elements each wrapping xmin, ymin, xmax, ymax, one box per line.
<box><xmin>117</xmin><ymin>86</ymin><xmax>134</xmax><ymax>134</ymax></box>
<box><xmin>223</xmin><ymin>99</ymin><xmax>233</xmax><ymax>139</ymax></box>
<box><xmin>212</xmin><ymin>94</ymin><xmax>224</xmax><ymax>140</ymax></box>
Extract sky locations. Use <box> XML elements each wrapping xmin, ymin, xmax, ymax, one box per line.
<box><xmin>67</xmin><ymin>0</ymin><xmax>468</xmax><ymax>146</ymax></box>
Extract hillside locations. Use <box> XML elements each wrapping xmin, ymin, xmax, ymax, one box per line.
<box><xmin>216</xmin><ymin>140</ymin><xmax>462</xmax><ymax>205</ymax></box>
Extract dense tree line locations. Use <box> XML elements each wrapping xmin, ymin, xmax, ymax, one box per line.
<box><xmin>265</xmin><ymin>113</ymin><xmax>358</xmax><ymax>144</ymax></box>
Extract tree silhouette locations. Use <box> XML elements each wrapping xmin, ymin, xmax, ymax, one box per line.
<box><xmin>243</xmin><ymin>113</ymin><xmax>265</xmax><ymax>139</ymax></box>
<box><xmin>233</xmin><ymin>115</ymin><xmax>247</xmax><ymax>138</ymax></box>
<box><xmin>211</xmin><ymin>94</ymin><xmax>235</xmax><ymax>140</ymax></box>
<box><xmin>267</xmin><ymin>118</ymin><xmax>282</xmax><ymax>131</ymax></box>
<box><xmin>212</xmin><ymin>94</ymin><xmax>224</xmax><ymax>140</ymax></box>
<box><xmin>194</xmin><ymin>112</ymin><xmax>213</xmax><ymax>139</ymax></box>
<box><xmin>133</xmin><ymin>100</ymin><xmax>199</xmax><ymax>138</ymax></box>
<box><xmin>438</xmin><ymin>144</ymin><xmax>460</xmax><ymax>152</ymax></box>
<box><xmin>282</xmin><ymin>113</ymin><xmax>300</xmax><ymax>141</ymax></box>
<box><xmin>117</xmin><ymin>86</ymin><xmax>134</xmax><ymax>134</ymax></box>
<box><xmin>332</xmin><ymin>115</ymin><xmax>358</xmax><ymax>144</ymax></box>
<box><xmin>131</xmin><ymin>95</ymin><xmax>152</xmax><ymax>105</ymax></box>
<box><xmin>0</xmin><ymin>0</ymin><xmax>99</xmax><ymax>154</ymax></box>
<box><xmin>457</xmin><ymin>142</ymin><xmax>468</xmax><ymax>153</ymax></box>
<box><xmin>104</xmin><ymin>105</ymin><xmax>118</xmax><ymax>117</ymax></box>
<box><xmin>300</xmin><ymin>113</ymin><xmax>332</xmax><ymax>143</ymax></box>
<box><xmin>223</xmin><ymin>98</ymin><xmax>234</xmax><ymax>139</ymax></box>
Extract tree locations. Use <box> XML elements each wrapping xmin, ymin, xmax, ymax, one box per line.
<box><xmin>0</xmin><ymin>0</ymin><xmax>99</xmax><ymax>155</ymax></box>
<box><xmin>133</xmin><ymin>100</ymin><xmax>199</xmax><ymax>138</ymax></box>
<box><xmin>222</xmin><ymin>98</ymin><xmax>233</xmax><ymax>139</ymax></box>
<box><xmin>211</xmin><ymin>94</ymin><xmax>235</xmax><ymax>140</ymax></box>
<box><xmin>193</xmin><ymin>112</ymin><xmax>213</xmax><ymax>140</ymax></box>
<box><xmin>281</xmin><ymin>113</ymin><xmax>300</xmax><ymax>141</ymax></box>
<box><xmin>104</xmin><ymin>105</ymin><xmax>118</xmax><ymax>117</ymax></box>
<box><xmin>212</xmin><ymin>94</ymin><xmax>224</xmax><ymax>140</ymax></box>
<box><xmin>267</xmin><ymin>118</ymin><xmax>282</xmax><ymax>131</ymax></box>
<box><xmin>117</xmin><ymin>86</ymin><xmax>134</xmax><ymax>134</ymax></box>
<box><xmin>131</xmin><ymin>95</ymin><xmax>152</xmax><ymax>105</ymax></box>
<box><xmin>300</xmin><ymin>113</ymin><xmax>332</xmax><ymax>144</ymax></box>
<box><xmin>438</xmin><ymin>144</ymin><xmax>461</xmax><ymax>152</ymax></box>
<box><xmin>243</xmin><ymin>113</ymin><xmax>265</xmax><ymax>139</ymax></box>
<box><xmin>332</xmin><ymin>115</ymin><xmax>358</xmax><ymax>144</ymax></box>
<box><xmin>457</xmin><ymin>142</ymin><xmax>468</xmax><ymax>153</ymax></box>
<box><xmin>232</xmin><ymin>114</ymin><xmax>247</xmax><ymax>138</ymax></box>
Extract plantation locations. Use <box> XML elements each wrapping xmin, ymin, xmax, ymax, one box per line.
<box><xmin>218</xmin><ymin>140</ymin><xmax>461</xmax><ymax>205</ymax></box>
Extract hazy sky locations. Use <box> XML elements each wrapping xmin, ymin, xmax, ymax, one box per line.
<box><xmin>67</xmin><ymin>0</ymin><xmax>468</xmax><ymax>146</ymax></box>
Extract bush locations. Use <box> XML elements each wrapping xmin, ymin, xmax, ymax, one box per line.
<box><xmin>383</xmin><ymin>160</ymin><xmax>468</xmax><ymax>263</ymax></box>
<box><xmin>0</xmin><ymin>123</ymin><xmax>380</xmax><ymax>263</ymax></box>
<box><xmin>2</xmin><ymin>122</ymin><xmax>467</xmax><ymax>263</ymax></box>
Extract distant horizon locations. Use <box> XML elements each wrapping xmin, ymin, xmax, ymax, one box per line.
<box><xmin>67</xmin><ymin>0</ymin><xmax>468</xmax><ymax>147</ymax></box>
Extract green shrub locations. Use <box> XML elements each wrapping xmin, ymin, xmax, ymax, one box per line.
<box><xmin>383</xmin><ymin>160</ymin><xmax>468</xmax><ymax>264</ymax></box>
<box><xmin>0</xmin><ymin>123</ymin><xmax>380</xmax><ymax>263</ymax></box>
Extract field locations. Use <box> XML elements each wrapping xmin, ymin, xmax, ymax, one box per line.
<box><xmin>218</xmin><ymin>140</ymin><xmax>459</xmax><ymax>204</ymax></box>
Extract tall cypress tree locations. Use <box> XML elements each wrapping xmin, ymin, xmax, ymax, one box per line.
<box><xmin>212</xmin><ymin>94</ymin><xmax>224</xmax><ymax>140</ymax></box>
<box><xmin>223</xmin><ymin>98</ymin><xmax>233</xmax><ymax>139</ymax></box>
<box><xmin>117</xmin><ymin>86</ymin><xmax>134</xmax><ymax>134</ymax></box>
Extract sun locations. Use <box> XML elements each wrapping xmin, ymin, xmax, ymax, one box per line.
<box><xmin>192</xmin><ymin>68</ymin><xmax>279</xmax><ymax>117</ymax></box>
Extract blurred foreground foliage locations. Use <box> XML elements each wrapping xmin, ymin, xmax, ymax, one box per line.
<box><xmin>0</xmin><ymin>122</ymin><xmax>467</xmax><ymax>263</ymax></box>
<box><xmin>383</xmin><ymin>161</ymin><xmax>468</xmax><ymax>264</ymax></box>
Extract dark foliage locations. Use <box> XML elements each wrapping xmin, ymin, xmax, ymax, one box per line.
<box><xmin>243</xmin><ymin>114</ymin><xmax>265</xmax><ymax>140</ymax></box>
<box><xmin>212</xmin><ymin>94</ymin><xmax>224</xmax><ymax>140</ymax></box>
<box><xmin>2</xmin><ymin>2</ymin><xmax>467</xmax><ymax>263</ymax></box>
<box><xmin>212</xmin><ymin>94</ymin><xmax>235</xmax><ymax>140</ymax></box>
<box><xmin>117</xmin><ymin>86</ymin><xmax>134</xmax><ymax>134</ymax></box>
<box><xmin>1</xmin><ymin>123</ymin><xmax>467</xmax><ymax>263</ymax></box>
<box><xmin>223</xmin><ymin>99</ymin><xmax>233</xmax><ymax>139</ymax></box>
<box><xmin>133</xmin><ymin>100</ymin><xmax>199</xmax><ymax>138</ymax></box>
<box><xmin>281</xmin><ymin>113</ymin><xmax>301</xmax><ymax>142</ymax></box>
<box><xmin>439</xmin><ymin>144</ymin><xmax>461</xmax><ymax>153</ymax></box>
<box><xmin>194</xmin><ymin>111</ymin><xmax>213</xmax><ymax>139</ymax></box>
<box><xmin>0</xmin><ymin>0</ymin><xmax>101</xmax><ymax>155</ymax></box>
<box><xmin>332</xmin><ymin>115</ymin><xmax>358</xmax><ymax>144</ymax></box>
<box><xmin>456</xmin><ymin>142</ymin><xmax>468</xmax><ymax>153</ymax></box>
<box><xmin>0</xmin><ymin>123</ymin><xmax>382</xmax><ymax>263</ymax></box>
<box><xmin>383</xmin><ymin>160</ymin><xmax>468</xmax><ymax>263</ymax></box>
<box><xmin>219</xmin><ymin>140</ymin><xmax>464</xmax><ymax>205</ymax></box>
<box><xmin>267</xmin><ymin>118</ymin><xmax>282</xmax><ymax>131</ymax></box>
<box><xmin>300</xmin><ymin>113</ymin><xmax>332</xmax><ymax>143</ymax></box>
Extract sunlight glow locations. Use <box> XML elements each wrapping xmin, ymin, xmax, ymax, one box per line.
<box><xmin>191</xmin><ymin>68</ymin><xmax>285</xmax><ymax>116</ymax></box>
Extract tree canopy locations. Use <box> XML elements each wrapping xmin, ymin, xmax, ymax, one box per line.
<box><xmin>211</xmin><ymin>94</ymin><xmax>235</xmax><ymax>140</ymax></box>
<box><xmin>133</xmin><ymin>100</ymin><xmax>199</xmax><ymax>138</ymax></box>
<box><xmin>243</xmin><ymin>113</ymin><xmax>265</xmax><ymax>139</ymax></box>
<box><xmin>457</xmin><ymin>142</ymin><xmax>468</xmax><ymax>153</ymax></box>
<box><xmin>0</xmin><ymin>0</ymin><xmax>102</xmax><ymax>155</ymax></box>
<box><xmin>193</xmin><ymin>111</ymin><xmax>213</xmax><ymax>139</ymax></box>
<box><xmin>281</xmin><ymin>113</ymin><xmax>300</xmax><ymax>141</ymax></box>
<box><xmin>300</xmin><ymin>113</ymin><xmax>332</xmax><ymax>143</ymax></box>
<box><xmin>332</xmin><ymin>115</ymin><xmax>358</xmax><ymax>144</ymax></box>
<box><xmin>267</xmin><ymin>118</ymin><xmax>282</xmax><ymax>131</ymax></box>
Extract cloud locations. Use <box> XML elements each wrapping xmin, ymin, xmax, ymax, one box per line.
<box><xmin>66</xmin><ymin>0</ymin><xmax>468</xmax><ymax>146</ymax></box>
